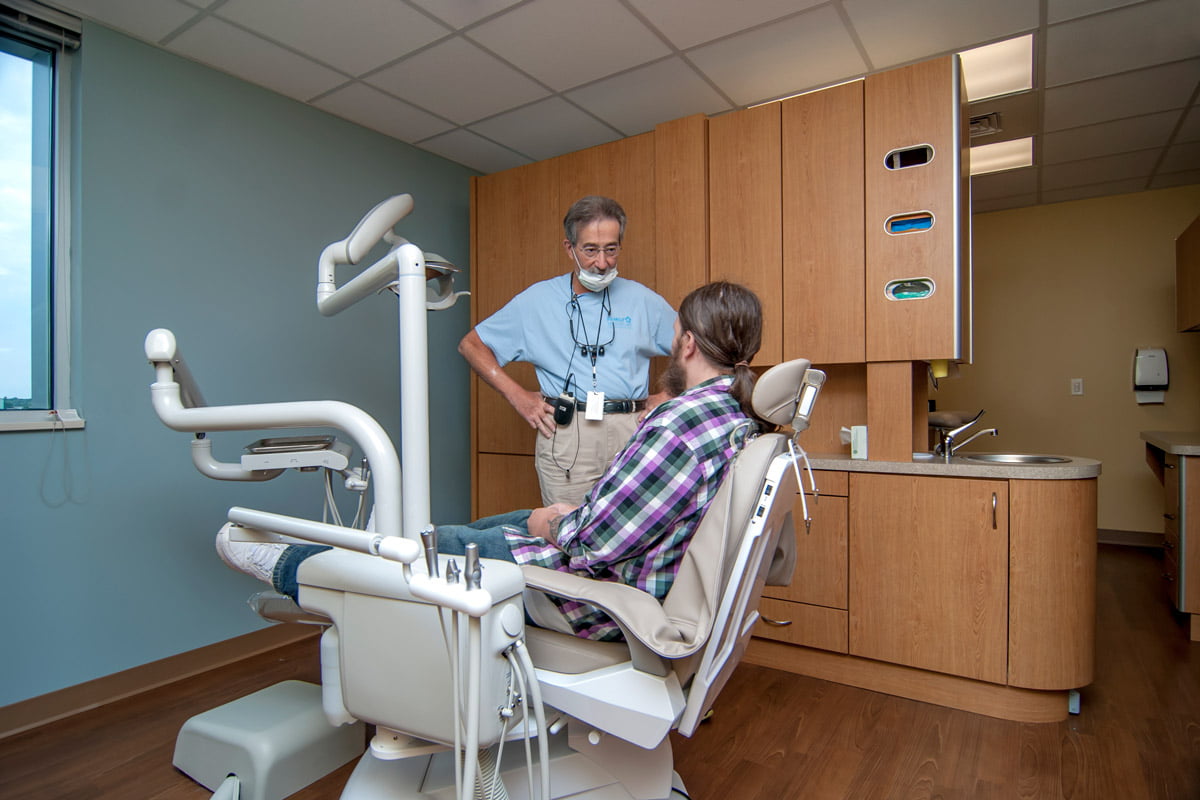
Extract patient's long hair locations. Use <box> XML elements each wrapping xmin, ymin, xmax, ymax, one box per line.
<box><xmin>678</xmin><ymin>281</ymin><xmax>774</xmax><ymax>431</ymax></box>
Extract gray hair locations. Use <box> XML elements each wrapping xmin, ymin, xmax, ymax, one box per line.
<box><xmin>563</xmin><ymin>196</ymin><xmax>627</xmax><ymax>244</ymax></box>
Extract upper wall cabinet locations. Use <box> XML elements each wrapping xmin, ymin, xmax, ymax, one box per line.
<box><xmin>708</xmin><ymin>103</ymin><xmax>783</xmax><ymax>365</ymax></box>
<box><xmin>1176</xmin><ymin>213</ymin><xmax>1200</xmax><ymax>332</ymax></box>
<box><xmin>782</xmin><ymin>80</ymin><xmax>865</xmax><ymax>364</ymax></box>
<box><xmin>864</xmin><ymin>55</ymin><xmax>972</xmax><ymax>363</ymax></box>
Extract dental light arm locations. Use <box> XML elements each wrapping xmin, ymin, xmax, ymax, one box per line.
<box><xmin>145</xmin><ymin>327</ymin><xmax>403</xmax><ymax>541</ymax></box>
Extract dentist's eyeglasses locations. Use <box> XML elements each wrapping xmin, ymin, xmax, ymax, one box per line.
<box><xmin>575</xmin><ymin>244</ymin><xmax>620</xmax><ymax>259</ymax></box>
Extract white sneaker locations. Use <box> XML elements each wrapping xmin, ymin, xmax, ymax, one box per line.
<box><xmin>215</xmin><ymin>522</ymin><xmax>286</xmax><ymax>584</ymax></box>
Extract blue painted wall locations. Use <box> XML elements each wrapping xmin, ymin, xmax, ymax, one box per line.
<box><xmin>1</xmin><ymin>23</ymin><xmax>476</xmax><ymax>706</ymax></box>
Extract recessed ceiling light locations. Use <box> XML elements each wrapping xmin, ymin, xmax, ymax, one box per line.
<box><xmin>970</xmin><ymin>137</ymin><xmax>1034</xmax><ymax>175</ymax></box>
<box><xmin>959</xmin><ymin>34</ymin><xmax>1033</xmax><ymax>102</ymax></box>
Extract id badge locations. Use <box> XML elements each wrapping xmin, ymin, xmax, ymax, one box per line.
<box><xmin>585</xmin><ymin>390</ymin><xmax>605</xmax><ymax>420</ymax></box>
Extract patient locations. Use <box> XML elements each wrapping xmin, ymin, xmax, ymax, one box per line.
<box><xmin>217</xmin><ymin>281</ymin><xmax>772</xmax><ymax>641</ymax></box>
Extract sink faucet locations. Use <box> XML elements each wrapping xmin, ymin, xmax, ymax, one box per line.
<box><xmin>935</xmin><ymin>410</ymin><xmax>999</xmax><ymax>462</ymax></box>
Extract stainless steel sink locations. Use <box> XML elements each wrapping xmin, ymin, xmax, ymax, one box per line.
<box><xmin>963</xmin><ymin>453</ymin><xmax>1071</xmax><ymax>464</ymax></box>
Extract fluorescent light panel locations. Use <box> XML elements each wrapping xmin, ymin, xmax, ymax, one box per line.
<box><xmin>959</xmin><ymin>34</ymin><xmax>1033</xmax><ymax>102</ymax></box>
<box><xmin>970</xmin><ymin>137</ymin><xmax>1033</xmax><ymax>175</ymax></box>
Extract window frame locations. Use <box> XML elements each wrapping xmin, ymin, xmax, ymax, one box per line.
<box><xmin>0</xmin><ymin>7</ymin><xmax>81</xmax><ymax>432</ymax></box>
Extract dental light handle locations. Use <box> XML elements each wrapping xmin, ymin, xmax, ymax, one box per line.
<box><xmin>464</xmin><ymin>543</ymin><xmax>481</xmax><ymax>591</ymax></box>
<box><xmin>316</xmin><ymin>194</ymin><xmax>415</xmax><ymax>317</ymax></box>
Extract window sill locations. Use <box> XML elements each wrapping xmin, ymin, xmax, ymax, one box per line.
<box><xmin>0</xmin><ymin>409</ymin><xmax>86</xmax><ymax>432</ymax></box>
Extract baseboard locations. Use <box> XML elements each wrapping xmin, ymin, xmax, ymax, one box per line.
<box><xmin>1098</xmin><ymin>529</ymin><xmax>1164</xmax><ymax>548</ymax></box>
<box><xmin>0</xmin><ymin>623</ymin><xmax>321</xmax><ymax>742</ymax></box>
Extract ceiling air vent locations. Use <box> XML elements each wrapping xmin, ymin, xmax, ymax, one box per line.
<box><xmin>969</xmin><ymin>112</ymin><xmax>1003</xmax><ymax>138</ymax></box>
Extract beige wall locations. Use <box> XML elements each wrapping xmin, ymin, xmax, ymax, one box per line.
<box><xmin>933</xmin><ymin>184</ymin><xmax>1200</xmax><ymax>533</ymax></box>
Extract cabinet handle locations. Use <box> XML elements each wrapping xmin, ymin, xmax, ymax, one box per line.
<box><xmin>760</xmin><ymin>615</ymin><xmax>793</xmax><ymax>627</ymax></box>
<box><xmin>992</xmin><ymin>492</ymin><xmax>998</xmax><ymax>530</ymax></box>
<box><xmin>1165</xmin><ymin>463</ymin><xmax>1177</xmax><ymax>469</ymax></box>
<box><xmin>1164</xmin><ymin>513</ymin><xmax>1177</xmax><ymax>521</ymax></box>
<box><xmin>1164</xmin><ymin>539</ymin><xmax>1175</xmax><ymax>550</ymax></box>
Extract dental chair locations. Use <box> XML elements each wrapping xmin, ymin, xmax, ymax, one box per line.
<box><xmin>145</xmin><ymin>194</ymin><xmax>825</xmax><ymax>800</ymax></box>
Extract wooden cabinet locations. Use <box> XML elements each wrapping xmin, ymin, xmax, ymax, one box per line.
<box><xmin>756</xmin><ymin>470</ymin><xmax>848</xmax><ymax>652</ymax></box>
<box><xmin>782</xmin><ymin>80</ymin><xmax>865</xmax><ymax>364</ymax></box>
<box><xmin>1177</xmin><ymin>214</ymin><xmax>1200</xmax><ymax>331</ymax></box>
<box><xmin>469</xmin><ymin>133</ymin><xmax>664</xmax><ymax>515</ymax></box>
<box><xmin>708</xmin><ymin>102</ymin><xmax>782</xmax><ymax>365</ymax></box>
<box><xmin>1143</xmin><ymin>440</ymin><xmax>1200</xmax><ymax>641</ymax></box>
<box><xmin>864</xmin><ymin>55</ymin><xmax>971</xmax><ymax>363</ymax></box>
<box><xmin>849</xmin><ymin>473</ymin><xmax>1008</xmax><ymax>684</ymax></box>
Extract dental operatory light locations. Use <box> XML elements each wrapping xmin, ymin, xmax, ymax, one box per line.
<box><xmin>970</xmin><ymin>137</ymin><xmax>1034</xmax><ymax>175</ymax></box>
<box><xmin>959</xmin><ymin>34</ymin><xmax>1033</xmax><ymax>102</ymax></box>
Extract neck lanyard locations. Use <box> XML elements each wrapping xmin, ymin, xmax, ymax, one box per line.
<box><xmin>568</xmin><ymin>288</ymin><xmax>613</xmax><ymax>390</ymax></box>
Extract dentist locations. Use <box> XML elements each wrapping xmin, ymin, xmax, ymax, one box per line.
<box><xmin>458</xmin><ymin>196</ymin><xmax>676</xmax><ymax>506</ymax></box>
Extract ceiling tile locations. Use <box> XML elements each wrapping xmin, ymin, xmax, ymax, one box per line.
<box><xmin>1042</xmin><ymin>111</ymin><xmax>1181</xmax><ymax>164</ymax></box>
<box><xmin>687</xmin><ymin>6</ymin><xmax>868</xmax><ymax>106</ymax></box>
<box><xmin>1045</xmin><ymin>0</ymin><xmax>1200</xmax><ymax>87</ymax></box>
<box><xmin>625</xmin><ymin>0</ymin><xmax>823</xmax><ymax>50</ymax></box>
<box><xmin>1151</xmin><ymin>168</ymin><xmax>1200</xmax><ymax>190</ymax></box>
<box><xmin>1043</xmin><ymin>60</ymin><xmax>1200</xmax><ymax>131</ymax></box>
<box><xmin>169</xmin><ymin>16</ymin><xmax>346</xmax><ymax>101</ymax></box>
<box><xmin>418</xmin><ymin>129</ymin><xmax>530</xmax><ymax>174</ymax></box>
<box><xmin>1041</xmin><ymin>149</ymin><xmax>1159</xmax><ymax>189</ymax></box>
<box><xmin>469</xmin><ymin>97</ymin><xmax>621</xmax><ymax>161</ymax></box>
<box><xmin>467</xmin><ymin>0</ymin><xmax>671</xmax><ymax>91</ymax></box>
<box><xmin>844</xmin><ymin>0</ymin><xmax>1039</xmax><ymax>70</ymax></box>
<box><xmin>1041</xmin><ymin>178</ymin><xmax>1148</xmax><ymax>204</ymax></box>
<box><xmin>405</xmin><ymin>0</ymin><xmax>524</xmax><ymax>30</ymax></box>
<box><xmin>312</xmin><ymin>83</ymin><xmax>454</xmax><ymax>143</ymax></box>
<box><xmin>566</xmin><ymin>57</ymin><xmax>731</xmax><ymax>136</ymax></box>
<box><xmin>974</xmin><ymin>193</ymin><xmax>1039</xmax><ymax>213</ymax></box>
<box><xmin>971</xmin><ymin>167</ymin><xmax>1039</xmax><ymax>199</ymax></box>
<box><xmin>366</xmin><ymin>37</ymin><xmax>549</xmax><ymax>125</ymax></box>
<box><xmin>216</xmin><ymin>0</ymin><xmax>449</xmax><ymax>76</ymax></box>
<box><xmin>1046</xmin><ymin>0</ymin><xmax>1143</xmax><ymax>24</ymax></box>
<box><xmin>1160</xmin><ymin>141</ymin><xmax>1200</xmax><ymax>174</ymax></box>
<box><xmin>54</xmin><ymin>0</ymin><xmax>198</xmax><ymax>43</ymax></box>
<box><xmin>1177</xmin><ymin>105</ymin><xmax>1200</xmax><ymax>143</ymax></box>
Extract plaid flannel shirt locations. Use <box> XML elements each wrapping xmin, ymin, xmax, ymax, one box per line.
<box><xmin>504</xmin><ymin>375</ymin><xmax>753</xmax><ymax>640</ymax></box>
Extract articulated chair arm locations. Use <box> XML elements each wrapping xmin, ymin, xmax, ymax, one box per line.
<box><xmin>519</xmin><ymin>565</ymin><xmax>705</xmax><ymax>676</ymax></box>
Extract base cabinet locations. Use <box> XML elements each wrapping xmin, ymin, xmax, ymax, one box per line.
<box><xmin>750</xmin><ymin>469</ymin><xmax>1097</xmax><ymax>720</ymax></box>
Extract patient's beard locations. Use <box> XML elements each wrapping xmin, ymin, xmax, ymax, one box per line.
<box><xmin>660</xmin><ymin>342</ymin><xmax>687</xmax><ymax>397</ymax></box>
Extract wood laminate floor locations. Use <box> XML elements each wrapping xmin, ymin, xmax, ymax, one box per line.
<box><xmin>1</xmin><ymin>544</ymin><xmax>1196</xmax><ymax>799</ymax></box>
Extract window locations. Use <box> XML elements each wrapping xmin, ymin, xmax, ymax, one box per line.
<box><xmin>0</xmin><ymin>2</ymin><xmax>80</xmax><ymax>431</ymax></box>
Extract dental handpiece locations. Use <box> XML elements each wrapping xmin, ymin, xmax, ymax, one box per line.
<box><xmin>420</xmin><ymin>526</ymin><xmax>439</xmax><ymax>578</ymax></box>
<box><xmin>464</xmin><ymin>542</ymin><xmax>481</xmax><ymax>591</ymax></box>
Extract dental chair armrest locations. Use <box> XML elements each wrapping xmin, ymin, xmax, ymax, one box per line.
<box><xmin>520</xmin><ymin>566</ymin><xmax>691</xmax><ymax>676</ymax></box>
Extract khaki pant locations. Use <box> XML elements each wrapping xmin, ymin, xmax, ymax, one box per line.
<box><xmin>534</xmin><ymin>411</ymin><xmax>640</xmax><ymax>506</ymax></box>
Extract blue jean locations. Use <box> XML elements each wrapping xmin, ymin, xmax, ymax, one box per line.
<box><xmin>272</xmin><ymin>510</ymin><xmax>532</xmax><ymax>600</ymax></box>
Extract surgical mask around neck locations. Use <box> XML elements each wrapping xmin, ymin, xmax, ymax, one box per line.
<box><xmin>572</xmin><ymin>249</ymin><xmax>618</xmax><ymax>292</ymax></box>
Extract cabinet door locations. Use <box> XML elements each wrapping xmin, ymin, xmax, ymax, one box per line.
<box><xmin>849</xmin><ymin>473</ymin><xmax>1008</xmax><ymax>684</ymax></box>
<box><xmin>764</xmin><ymin>493</ymin><xmax>847</xmax><ymax>609</ymax></box>
<box><xmin>708</xmin><ymin>103</ymin><xmax>782</xmax><ymax>364</ymax></box>
<box><xmin>864</xmin><ymin>55</ymin><xmax>969</xmax><ymax>362</ymax></box>
<box><xmin>782</xmin><ymin>80</ymin><xmax>865</xmax><ymax>364</ymax></box>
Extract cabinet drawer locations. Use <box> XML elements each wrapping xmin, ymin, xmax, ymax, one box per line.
<box><xmin>810</xmin><ymin>469</ymin><xmax>848</xmax><ymax>497</ymax></box>
<box><xmin>755</xmin><ymin>598</ymin><xmax>848</xmax><ymax>653</ymax></box>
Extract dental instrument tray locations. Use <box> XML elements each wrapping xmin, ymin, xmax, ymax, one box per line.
<box><xmin>241</xmin><ymin>435</ymin><xmax>352</xmax><ymax>471</ymax></box>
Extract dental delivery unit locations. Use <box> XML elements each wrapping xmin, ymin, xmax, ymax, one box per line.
<box><xmin>145</xmin><ymin>193</ymin><xmax>825</xmax><ymax>800</ymax></box>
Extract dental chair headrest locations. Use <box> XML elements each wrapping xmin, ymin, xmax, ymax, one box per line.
<box><xmin>751</xmin><ymin>358</ymin><xmax>814</xmax><ymax>428</ymax></box>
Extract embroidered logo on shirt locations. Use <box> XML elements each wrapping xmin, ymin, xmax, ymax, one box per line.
<box><xmin>608</xmin><ymin>314</ymin><xmax>633</xmax><ymax>330</ymax></box>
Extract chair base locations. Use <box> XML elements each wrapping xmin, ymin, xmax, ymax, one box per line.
<box><xmin>173</xmin><ymin>680</ymin><xmax>365</xmax><ymax>800</ymax></box>
<box><xmin>338</xmin><ymin>722</ymin><xmax>688</xmax><ymax>800</ymax></box>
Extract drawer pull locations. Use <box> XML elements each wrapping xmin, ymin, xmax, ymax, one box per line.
<box><xmin>992</xmin><ymin>492</ymin><xmax>998</xmax><ymax>530</ymax></box>
<box><xmin>760</xmin><ymin>615</ymin><xmax>793</xmax><ymax>627</ymax></box>
<box><xmin>1164</xmin><ymin>513</ymin><xmax>1177</xmax><ymax>521</ymax></box>
<box><xmin>1165</xmin><ymin>463</ymin><xmax>1177</xmax><ymax>469</ymax></box>
<box><xmin>1164</xmin><ymin>540</ymin><xmax>1175</xmax><ymax>550</ymax></box>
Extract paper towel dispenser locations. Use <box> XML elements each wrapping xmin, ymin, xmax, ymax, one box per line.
<box><xmin>1134</xmin><ymin>347</ymin><xmax>1168</xmax><ymax>404</ymax></box>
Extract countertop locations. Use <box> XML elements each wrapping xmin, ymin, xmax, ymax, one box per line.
<box><xmin>804</xmin><ymin>452</ymin><xmax>1102</xmax><ymax>480</ymax></box>
<box><xmin>1141</xmin><ymin>430</ymin><xmax>1200</xmax><ymax>456</ymax></box>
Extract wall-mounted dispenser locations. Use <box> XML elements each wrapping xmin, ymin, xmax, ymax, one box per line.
<box><xmin>1133</xmin><ymin>347</ymin><xmax>1168</xmax><ymax>404</ymax></box>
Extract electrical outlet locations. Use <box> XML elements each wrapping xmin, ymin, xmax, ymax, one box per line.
<box><xmin>1070</xmin><ymin>378</ymin><xmax>1084</xmax><ymax>396</ymax></box>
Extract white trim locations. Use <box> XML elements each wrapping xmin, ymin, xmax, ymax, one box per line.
<box><xmin>0</xmin><ymin>408</ymin><xmax>84</xmax><ymax>431</ymax></box>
